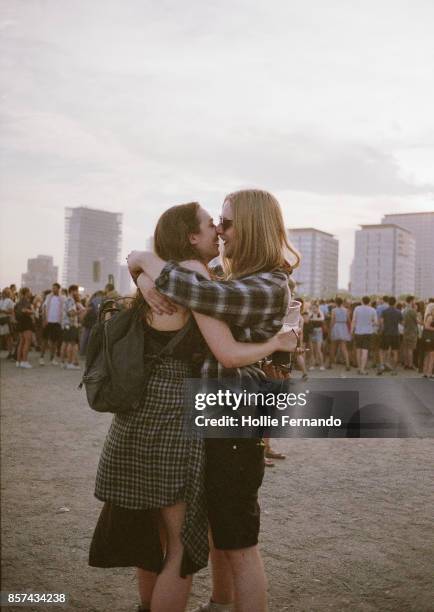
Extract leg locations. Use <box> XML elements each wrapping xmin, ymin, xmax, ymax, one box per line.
<box><xmin>210</xmin><ymin>537</ymin><xmax>234</xmax><ymax>605</ymax></box>
<box><xmin>151</xmin><ymin>502</ymin><xmax>192</xmax><ymax>612</ymax></box>
<box><xmin>328</xmin><ymin>341</ymin><xmax>336</xmax><ymax>367</ymax></box>
<box><xmin>360</xmin><ymin>349</ymin><xmax>368</xmax><ymax>373</ymax></box>
<box><xmin>22</xmin><ymin>330</ymin><xmax>32</xmax><ymax>361</ymax></box>
<box><xmin>341</xmin><ymin>342</ymin><xmax>350</xmax><ymax>368</ymax></box>
<box><xmin>137</xmin><ymin>568</ymin><xmax>158</xmax><ymax>611</ymax></box>
<box><xmin>224</xmin><ymin>545</ymin><xmax>267</xmax><ymax>612</ymax></box>
<box><xmin>17</xmin><ymin>332</ymin><xmax>24</xmax><ymax>362</ymax></box>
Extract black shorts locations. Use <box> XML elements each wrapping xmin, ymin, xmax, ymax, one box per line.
<box><xmin>381</xmin><ymin>335</ymin><xmax>400</xmax><ymax>351</ymax></box>
<box><xmin>63</xmin><ymin>327</ymin><xmax>79</xmax><ymax>343</ymax></box>
<box><xmin>43</xmin><ymin>322</ymin><xmax>62</xmax><ymax>343</ymax></box>
<box><xmin>205</xmin><ymin>438</ymin><xmax>265</xmax><ymax>550</ymax></box>
<box><xmin>355</xmin><ymin>334</ymin><xmax>372</xmax><ymax>350</ymax></box>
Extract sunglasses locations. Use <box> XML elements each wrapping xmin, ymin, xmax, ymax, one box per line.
<box><xmin>219</xmin><ymin>216</ymin><xmax>233</xmax><ymax>231</ymax></box>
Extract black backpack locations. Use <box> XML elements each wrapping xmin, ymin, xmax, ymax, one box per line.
<box><xmin>80</xmin><ymin>298</ymin><xmax>193</xmax><ymax>414</ymax></box>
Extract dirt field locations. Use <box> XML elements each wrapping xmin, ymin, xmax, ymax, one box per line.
<box><xmin>1</xmin><ymin>355</ymin><xmax>434</xmax><ymax>611</ymax></box>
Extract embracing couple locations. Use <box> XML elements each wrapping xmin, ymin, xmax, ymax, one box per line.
<box><xmin>89</xmin><ymin>189</ymin><xmax>300</xmax><ymax>612</ymax></box>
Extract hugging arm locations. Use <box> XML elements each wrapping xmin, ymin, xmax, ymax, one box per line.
<box><xmin>135</xmin><ymin>257</ymin><xmax>296</xmax><ymax>368</ymax></box>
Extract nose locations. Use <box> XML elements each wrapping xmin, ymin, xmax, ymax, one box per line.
<box><xmin>216</xmin><ymin>223</ymin><xmax>224</xmax><ymax>235</ymax></box>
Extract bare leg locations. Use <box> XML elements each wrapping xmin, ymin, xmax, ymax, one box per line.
<box><xmin>360</xmin><ymin>348</ymin><xmax>368</xmax><ymax>373</ymax></box>
<box><xmin>137</xmin><ymin>569</ymin><xmax>157</xmax><ymax>610</ymax></box>
<box><xmin>341</xmin><ymin>342</ymin><xmax>350</xmax><ymax>368</ymax></box>
<box><xmin>210</xmin><ymin>539</ymin><xmax>234</xmax><ymax>605</ymax></box>
<box><xmin>151</xmin><ymin>502</ymin><xmax>192</xmax><ymax>612</ymax></box>
<box><xmin>17</xmin><ymin>333</ymin><xmax>24</xmax><ymax>362</ymax></box>
<box><xmin>224</xmin><ymin>545</ymin><xmax>267</xmax><ymax>612</ymax></box>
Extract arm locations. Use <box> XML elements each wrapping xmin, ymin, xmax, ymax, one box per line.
<box><xmin>351</xmin><ymin>309</ymin><xmax>357</xmax><ymax>334</ymax></box>
<box><xmin>154</xmin><ymin>261</ymin><xmax>289</xmax><ymax>327</ymax></box>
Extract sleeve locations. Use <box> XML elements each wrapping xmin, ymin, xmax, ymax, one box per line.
<box><xmin>155</xmin><ymin>261</ymin><xmax>288</xmax><ymax>326</ymax></box>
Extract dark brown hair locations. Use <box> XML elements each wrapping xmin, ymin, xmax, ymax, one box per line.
<box><xmin>134</xmin><ymin>202</ymin><xmax>201</xmax><ymax>319</ymax></box>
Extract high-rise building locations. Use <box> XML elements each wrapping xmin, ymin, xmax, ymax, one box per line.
<box><xmin>287</xmin><ymin>228</ymin><xmax>338</xmax><ymax>297</ymax></box>
<box><xmin>350</xmin><ymin>224</ymin><xmax>415</xmax><ymax>297</ymax></box>
<box><xmin>21</xmin><ymin>255</ymin><xmax>58</xmax><ymax>294</ymax></box>
<box><xmin>63</xmin><ymin>207</ymin><xmax>122</xmax><ymax>294</ymax></box>
<box><xmin>382</xmin><ymin>212</ymin><xmax>434</xmax><ymax>299</ymax></box>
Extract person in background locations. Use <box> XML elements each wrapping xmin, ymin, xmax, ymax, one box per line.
<box><xmin>15</xmin><ymin>287</ymin><xmax>35</xmax><ymax>369</ymax></box>
<box><xmin>422</xmin><ymin>303</ymin><xmax>434</xmax><ymax>378</ymax></box>
<box><xmin>62</xmin><ymin>285</ymin><xmax>81</xmax><ymax>370</ymax></box>
<box><xmin>80</xmin><ymin>290</ymin><xmax>104</xmax><ymax>355</ymax></box>
<box><xmin>309</xmin><ymin>302</ymin><xmax>325</xmax><ymax>371</ymax></box>
<box><xmin>295</xmin><ymin>297</ymin><xmax>309</xmax><ymax>380</ymax></box>
<box><xmin>402</xmin><ymin>296</ymin><xmax>418</xmax><ymax>371</ymax></box>
<box><xmin>378</xmin><ymin>296</ymin><xmax>402</xmax><ymax>375</ymax></box>
<box><xmin>41</xmin><ymin>283</ymin><xmax>65</xmax><ymax>366</ymax></box>
<box><xmin>329</xmin><ymin>297</ymin><xmax>351</xmax><ymax>371</ymax></box>
<box><xmin>0</xmin><ymin>287</ymin><xmax>15</xmax><ymax>359</ymax></box>
<box><xmin>351</xmin><ymin>296</ymin><xmax>377</xmax><ymax>375</ymax></box>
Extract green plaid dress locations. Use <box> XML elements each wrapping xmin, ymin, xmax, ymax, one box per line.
<box><xmin>95</xmin><ymin>325</ymin><xmax>208</xmax><ymax>573</ymax></box>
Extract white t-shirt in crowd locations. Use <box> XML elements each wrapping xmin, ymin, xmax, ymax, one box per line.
<box><xmin>353</xmin><ymin>305</ymin><xmax>377</xmax><ymax>335</ymax></box>
<box><xmin>46</xmin><ymin>295</ymin><xmax>63</xmax><ymax>323</ymax></box>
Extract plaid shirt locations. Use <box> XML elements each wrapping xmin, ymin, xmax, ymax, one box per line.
<box><xmin>155</xmin><ymin>261</ymin><xmax>290</xmax><ymax>379</ymax></box>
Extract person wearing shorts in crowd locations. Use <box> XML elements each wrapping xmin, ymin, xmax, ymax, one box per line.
<box><xmin>351</xmin><ymin>296</ymin><xmax>377</xmax><ymax>375</ymax></box>
<box><xmin>378</xmin><ymin>296</ymin><xmax>402</xmax><ymax>375</ymax></box>
<box><xmin>402</xmin><ymin>296</ymin><xmax>418</xmax><ymax>370</ymax></box>
<box><xmin>62</xmin><ymin>284</ymin><xmax>81</xmax><ymax>370</ymax></box>
<box><xmin>41</xmin><ymin>283</ymin><xmax>65</xmax><ymax>365</ymax></box>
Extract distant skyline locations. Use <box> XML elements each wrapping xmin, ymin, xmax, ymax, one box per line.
<box><xmin>1</xmin><ymin>0</ymin><xmax>434</xmax><ymax>288</ymax></box>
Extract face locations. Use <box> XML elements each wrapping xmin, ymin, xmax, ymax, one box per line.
<box><xmin>189</xmin><ymin>207</ymin><xmax>219</xmax><ymax>262</ymax></box>
<box><xmin>52</xmin><ymin>284</ymin><xmax>60</xmax><ymax>295</ymax></box>
<box><xmin>217</xmin><ymin>200</ymin><xmax>235</xmax><ymax>259</ymax></box>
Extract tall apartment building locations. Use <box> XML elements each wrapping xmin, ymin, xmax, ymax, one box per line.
<box><xmin>21</xmin><ymin>255</ymin><xmax>58</xmax><ymax>294</ymax></box>
<box><xmin>382</xmin><ymin>212</ymin><xmax>434</xmax><ymax>299</ymax></box>
<box><xmin>63</xmin><ymin>207</ymin><xmax>122</xmax><ymax>294</ymax></box>
<box><xmin>350</xmin><ymin>224</ymin><xmax>415</xmax><ymax>297</ymax></box>
<box><xmin>287</xmin><ymin>228</ymin><xmax>338</xmax><ymax>298</ymax></box>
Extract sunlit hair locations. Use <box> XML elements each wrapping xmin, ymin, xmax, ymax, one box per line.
<box><xmin>134</xmin><ymin>202</ymin><xmax>202</xmax><ymax>318</ymax></box>
<box><xmin>424</xmin><ymin>302</ymin><xmax>434</xmax><ymax>324</ymax></box>
<box><xmin>221</xmin><ymin>189</ymin><xmax>300</xmax><ymax>279</ymax></box>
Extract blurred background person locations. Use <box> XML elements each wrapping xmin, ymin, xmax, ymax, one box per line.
<box><xmin>0</xmin><ymin>287</ymin><xmax>15</xmax><ymax>359</ymax></box>
<box><xmin>14</xmin><ymin>287</ymin><xmax>35</xmax><ymax>368</ymax></box>
<box><xmin>328</xmin><ymin>297</ymin><xmax>351</xmax><ymax>371</ymax></box>
<box><xmin>308</xmin><ymin>302</ymin><xmax>325</xmax><ymax>371</ymax></box>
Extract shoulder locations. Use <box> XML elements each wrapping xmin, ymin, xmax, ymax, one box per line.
<box><xmin>179</xmin><ymin>260</ymin><xmax>210</xmax><ymax>277</ymax></box>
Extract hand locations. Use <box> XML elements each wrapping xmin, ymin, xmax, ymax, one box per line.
<box><xmin>274</xmin><ymin>328</ymin><xmax>299</xmax><ymax>352</ymax></box>
<box><xmin>137</xmin><ymin>273</ymin><xmax>177</xmax><ymax>315</ymax></box>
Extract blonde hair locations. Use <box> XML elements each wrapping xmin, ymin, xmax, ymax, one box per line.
<box><xmin>424</xmin><ymin>302</ymin><xmax>434</xmax><ymax>324</ymax></box>
<box><xmin>222</xmin><ymin>189</ymin><xmax>300</xmax><ymax>279</ymax></box>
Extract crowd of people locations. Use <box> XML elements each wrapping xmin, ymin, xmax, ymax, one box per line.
<box><xmin>1</xmin><ymin>284</ymin><xmax>434</xmax><ymax>379</ymax></box>
<box><xmin>294</xmin><ymin>294</ymin><xmax>434</xmax><ymax>379</ymax></box>
<box><xmin>0</xmin><ymin>282</ymin><xmax>118</xmax><ymax>369</ymax></box>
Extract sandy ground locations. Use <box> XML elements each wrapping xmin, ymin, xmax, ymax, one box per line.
<box><xmin>1</xmin><ymin>353</ymin><xmax>434</xmax><ymax>612</ymax></box>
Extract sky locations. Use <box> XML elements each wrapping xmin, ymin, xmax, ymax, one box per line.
<box><xmin>1</xmin><ymin>0</ymin><xmax>434</xmax><ymax>289</ymax></box>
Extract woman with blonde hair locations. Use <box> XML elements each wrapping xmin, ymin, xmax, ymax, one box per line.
<box><xmin>130</xmin><ymin>188</ymin><xmax>300</xmax><ymax>612</ymax></box>
<box><xmin>422</xmin><ymin>302</ymin><xmax>434</xmax><ymax>378</ymax></box>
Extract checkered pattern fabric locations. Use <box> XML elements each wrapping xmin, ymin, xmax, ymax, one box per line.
<box><xmin>95</xmin><ymin>357</ymin><xmax>208</xmax><ymax>570</ymax></box>
<box><xmin>155</xmin><ymin>262</ymin><xmax>291</xmax><ymax>378</ymax></box>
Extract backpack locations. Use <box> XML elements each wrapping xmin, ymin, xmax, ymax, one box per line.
<box><xmin>80</xmin><ymin>298</ymin><xmax>193</xmax><ymax>414</ymax></box>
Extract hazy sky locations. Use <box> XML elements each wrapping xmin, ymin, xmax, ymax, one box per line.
<box><xmin>1</xmin><ymin>0</ymin><xmax>434</xmax><ymax>288</ymax></box>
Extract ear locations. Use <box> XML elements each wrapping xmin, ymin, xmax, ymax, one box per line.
<box><xmin>188</xmin><ymin>232</ymin><xmax>199</xmax><ymax>245</ymax></box>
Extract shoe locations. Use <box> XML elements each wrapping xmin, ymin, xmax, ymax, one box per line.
<box><xmin>345</xmin><ymin>366</ymin><xmax>351</xmax><ymax>371</ymax></box>
<box><xmin>50</xmin><ymin>359</ymin><xmax>59</xmax><ymax>366</ymax></box>
<box><xmin>39</xmin><ymin>357</ymin><xmax>45</xmax><ymax>366</ymax></box>
<box><xmin>319</xmin><ymin>366</ymin><xmax>325</xmax><ymax>371</ymax></box>
<box><xmin>308</xmin><ymin>366</ymin><xmax>316</xmax><ymax>371</ymax></box>
<box><xmin>66</xmin><ymin>363</ymin><xmax>80</xmax><ymax>370</ymax></box>
<box><xmin>390</xmin><ymin>370</ymin><xmax>398</xmax><ymax>376</ymax></box>
<box><xmin>265</xmin><ymin>449</ymin><xmax>286</xmax><ymax>460</ymax></box>
<box><xmin>264</xmin><ymin>458</ymin><xmax>275</xmax><ymax>467</ymax></box>
<box><xmin>302</xmin><ymin>373</ymin><xmax>308</xmax><ymax>380</ymax></box>
<box><xmin>20</xmin><ymin>361</ymin><xmax>32</xmax><ymax>369</ymax></box>
<box><xmin>16</xmin><ymin>361</ymin><xmax>21</xmax><ymax>368</ymax></box>
<box><xmin>193</xmin><ymin>600</ymin><xmax>233</xmax><ymax>611</ymax></box>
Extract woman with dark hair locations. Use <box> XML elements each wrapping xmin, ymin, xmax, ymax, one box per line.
<box><xmin>91</xmin><ymin>202</ymin><xmax>296</xmax><ymax>612</ymax></box>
